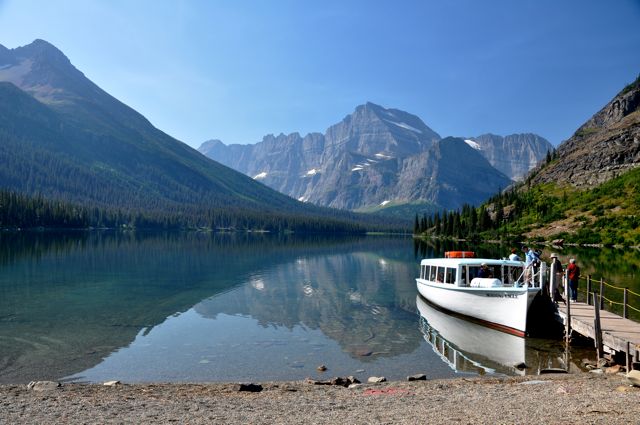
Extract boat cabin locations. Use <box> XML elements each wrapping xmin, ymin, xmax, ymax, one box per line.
<box><xmin>419</xmin><ymin>258</ymin><xmax>524</xmax><ymax>288</ymax></box>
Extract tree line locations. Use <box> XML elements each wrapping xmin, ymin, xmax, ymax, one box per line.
<box><xmin>0</xmin><ymin>189</ymin><xmax>381</xmax><ymax>233</ymax></box>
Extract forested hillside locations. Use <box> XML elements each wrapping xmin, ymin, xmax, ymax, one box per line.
<box><xmin>415</xmin><ymin>76</ymin><xmax>640</xmax><ymax>246</ymax></box>
<box><xmin>0</xmin><ymin>40</ymin><xmax>407</xmax><ymax>233</ymax></box>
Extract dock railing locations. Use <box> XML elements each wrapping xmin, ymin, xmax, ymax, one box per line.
<box><xmin>580</xmin><ymin>274</ymin><xmax>640</xmax><ymax>322</ymax></box>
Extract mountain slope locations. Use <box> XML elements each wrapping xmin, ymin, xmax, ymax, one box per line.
<box><xmin>469</xmin><ymin>75</ymin><xmax>640</xmax><ymax>245</ymax></box>
<box><xmin>531</xmin><ymin>75</ymin><xmax>640</xmax><ymax>187</ymax></box>
<box><xmin>465</xmin><ymin>133</ymin><xmax>553</xmax><ymax>181</ymax></box>
<box><xmin>0</xmin><ymin>40</ymin><xmax>351</xmax><ymax>220</ymax></box>
<box><xmin>396</xmin><ymin>137</ymin><xmax>512</xmax><ymax>210</ymax></box>
<box><xmin>200</xmin><ymin>103</ymin><xmax>529</xmax><ymax>213</ymax></box>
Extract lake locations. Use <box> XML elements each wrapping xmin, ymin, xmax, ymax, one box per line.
<box><xmin>1</xmin><ymin>232</ymin><xmax>637</xmax><ymax>384</ymax></box>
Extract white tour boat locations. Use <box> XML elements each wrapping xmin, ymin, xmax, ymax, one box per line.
<box><xmin>415</xmin><ymin>251</ymin><xmax>543</xmax><ymax>337</ymax></box>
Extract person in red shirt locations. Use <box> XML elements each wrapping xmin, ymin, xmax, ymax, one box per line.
<box><xmin>567</xmin><ymin>259</ymin><xmax>580</xmax><ymax>302</ymax></box>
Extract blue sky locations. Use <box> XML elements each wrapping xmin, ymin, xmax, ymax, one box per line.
<box><xmin>0</xmin><ymin>0</ymin><xmax>639</xmax><ymax>148</ymax></box>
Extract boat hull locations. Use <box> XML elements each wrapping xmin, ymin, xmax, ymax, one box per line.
<box><xmin>415</xmin><ymin>278</ymin><xmax>539</xmax><ymax>336</ymax></box>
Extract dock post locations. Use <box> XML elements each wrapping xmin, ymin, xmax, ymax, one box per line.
<box><xmin>627</xmin><ymin>341</ymin><xmax>631</xmax><ymax>374</ymax></box>
<box><xmin>586</xmin><ymin>275</ymin><xmax>591</xmax><ymax>305</ymax></box>
<box><xmin>565</xmin><ymin>270</ymin><xmax>571</xmax><ymax>343</ymax></box>
<box><xmin>623</xmin><ymin>288</ymin><xmax>628</xmax><ymax>319</ymax></box>
<box><xmin>593</xmin><ymin>292</ymin><xmax>603</xmax><ymax>360</ymax></box>
<box><xmin>599</xmin><ymin>278</ymin><xmax>604</xmax><ymax>310</ymax></box>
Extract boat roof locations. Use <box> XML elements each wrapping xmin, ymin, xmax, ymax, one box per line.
<box><xmin>420</xmin><ymin>258</ymin><xmax>524</xmax><ymax>267</ymax></box>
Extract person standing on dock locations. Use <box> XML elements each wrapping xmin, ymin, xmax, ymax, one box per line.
<box><xmin>550</xmin><ymin>253</ymin><xmax>565</xmax><ymax>303</ymax></box>
<box><xmin>523</xmin><ymin>246</ymin><xmax>537</xmax><ymax>285</ymax></box>
<box><xmin>567</xmin><ymin>259</ymin><xmax>580</xmax><ymax>302</ymax></box>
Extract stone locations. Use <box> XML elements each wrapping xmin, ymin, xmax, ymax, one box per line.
<box><xmin>407</xmin><ymin>374</ymin><xmax>427</xmax><ymax>381</ymax></box>
<box><xmin>316</xmin><ymin>364</ymin><xmax>327</xmax><ymax>372</ymax></box>
<box><xmin>626</xmin><ymin>370</ymin><xmax>640</xmax><ymax>387</ymax></box>
<box><xmin>605</xmin><ymin>365</ymin><xmax>624</xmax><ymax>374</ymax></box>
<box><xmin>367</xmin><ymin>376</ymin><xmax>386</xmax><ymax>384</ymax></box>
<box><xmin>27</xmin><ymin>381</ymin><xmax>60</xmax><ymax>391</ymax></box>
<box><xmin>540</xmin><ymin>368</ymin><xmax>568</xmax><ymax>374</ymax></box>
<box><xmin>234</xmin><ymin>383</ymin><xmax>263</xmax><ymax>392</ymax></box>
<box><xmin>346</xmin><ymin>376</ymin><xmax>360</xmax><ymax>385</ymax></box>
<box><xmin>348</xmin><ymin>383</ymin><xmax>363</xmax><ymax>389</ymax></box>
<box><xmin>589</xmin><ymin>369</ymin><xmax>604</xmax><ymax>374</ymax></box>
<box><xmin>103</xmin><ymin>380</ymin><xmax>121</xmax><ymax>386</ymax></box>
<box><xmin>329</xmin><ymin>377</ymin><xmax>347</xmax><ymax>386</ymax></box>
<box><xmin>518</xmin><ymin>380</ymin><xmax>551</xmax><ymax>385</ymax></box>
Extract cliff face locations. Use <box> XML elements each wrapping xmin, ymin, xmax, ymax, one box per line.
<box><xmin>199</xmin><ymin>103</ymin><xmax>550</xmax><ymax>212</ymax></box>
<box><xmin>531</xmin><ymin>76</ymin><xmax>640</xmax><ymax>187</ymax></box>
<box><xmin>467</xmin><ymin>134</ymin><xmax>553</xmax><ymax>181</ymax></box>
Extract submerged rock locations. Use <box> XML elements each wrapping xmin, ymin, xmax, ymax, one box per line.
<box><xmin>316</xmin><ymin>365</ymin><xmax>327</xmax><ymax>372</ymax></box>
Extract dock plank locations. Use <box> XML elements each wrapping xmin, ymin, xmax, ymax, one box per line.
<box><xmin>557</xmin><ymin>301</ymin><xmax>640</xmax><ymax>358</ymax></box>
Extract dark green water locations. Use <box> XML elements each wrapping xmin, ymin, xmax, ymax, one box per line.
<box><xmin>1</xmin><ymin>232</ymin><xmax>634</xmax><ymax>384</ymax></box>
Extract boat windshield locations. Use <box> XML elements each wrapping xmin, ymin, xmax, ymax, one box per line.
<box><xmin>461</xmin><ymin>264</ymin><xmax>523</xmax><ymax>286</ymax></box>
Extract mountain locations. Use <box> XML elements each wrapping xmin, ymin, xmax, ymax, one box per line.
<box><xmin>199</xmin><ymin>103</ymin><xmax>539</xmax><ymax>213</ymax></box>
<box><xmin>465</xmin><ymin>75</ymin><xmax>640</xmax><ymax>245</ymax></box>
<box><xmin>463</xmin><ymin>134</ymin><xmax>553</xmax><ymax>181</ymax></box>
<box><xmin>395</xmin><ymin>137</ymin><xmax>513</xmax><ymax>210</ymax></box>
<box><xmin>0</xmin><ymin>40</ymin><xmax>392</xmax><ymax>231</ymax></box>
<box><xmin>531</xmin><ymin>75</ymin><xmax>640</xmax><ymax>187</ymax></box>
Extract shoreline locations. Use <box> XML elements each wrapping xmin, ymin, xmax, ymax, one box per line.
<box><xmin>2</xmin><ymin>373</ymin><xmax>637</xmax><ymax>424</ymax></box>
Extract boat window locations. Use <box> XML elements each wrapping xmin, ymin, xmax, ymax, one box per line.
<box><xmin>469</xmin><ymin>265</ymin><xmax>498</xmax><ymax>280</ymax></box>
<box><xmin>507</xmin><ymin>266</ymin><xmax>524</xmax><ymax>285</ymax></box>
<box><xmin>461</xmin><ymin>266</ymin><xmax>467</xmax><ymax>286</ymax></box>
<box><xmin>446</xmin><ymin>267</ymin><xmax>456</xmax><ymax>285</ymax></box>
<box><xmin>429</xmin><ymin>265</ymin><xmax>437</xmax><ymax>281</ymax></box>
<box><xmin>436</xmin><ymin>266</ymin><xmax>444</xmax><ymax>283</ymax></box>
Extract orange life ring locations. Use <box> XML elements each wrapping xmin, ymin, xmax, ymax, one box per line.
<box><xmin>444</xmin><ymin>251</ymin><xmax>475</xmax><ymax>258</ymax></box>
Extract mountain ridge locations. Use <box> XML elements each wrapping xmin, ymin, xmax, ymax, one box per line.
<box><xmin>530</xmin><ymin>75</ymin><xmax>640</xmax><ymax>187</ymax></box>
<box><xmin>200</xmin><ymin>104</ymin><xmax>549</xmax><ymax>213</ymax></box>
<box><xmin>0</xmin><ymin>39</ymin><xmax>400</xmax><ymax>231</ymax></box>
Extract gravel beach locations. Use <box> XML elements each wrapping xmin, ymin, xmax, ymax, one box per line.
<box><xmin>2</xmin><ymin>373</ymin><xmax>638</xmax><ymax>424</ymax></box>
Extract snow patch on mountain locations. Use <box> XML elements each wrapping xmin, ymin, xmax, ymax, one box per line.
<box><xmin>375</xmin><ymin>153</ymin><xmax>393</xmax><ymax>160</ymax></box>
<box><xmin>380</xmin><ymin>200</ymin><xmax>391</xmax><ymax>206</ymax></box>
<box><xmin>383</xmin><ymin>119</ymin><xmax>423</xmax><ymax>134</ymax></box>
<box><xmin>464</xmin><ymin>139</ymin><xmax>482</xmax><ymax>150</ymax></box>
<box><xmin>253</xmin><ymin>172</ymin><xmax>267</xmax><ymax>179</ymax></box>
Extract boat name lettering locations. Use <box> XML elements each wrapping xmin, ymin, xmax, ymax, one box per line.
<box><xmin>485</xmin><ymin>293</ymin><xmax>517</xmax><ymax>298</ymax></box>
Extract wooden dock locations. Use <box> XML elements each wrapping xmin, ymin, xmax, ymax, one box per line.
<box><xmin>557</xmin><ymin>301</ymin><xmax>640</xmax><ymax>364</ymax></box>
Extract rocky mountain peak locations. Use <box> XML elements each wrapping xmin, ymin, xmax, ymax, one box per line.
<box><xmin>531</xmin><ymin>75</ymin><xmax>640</xmax><ymax>187</ymax></box>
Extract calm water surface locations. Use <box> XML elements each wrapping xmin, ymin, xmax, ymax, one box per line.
<box><xmin>1</xmin><ymin>232</ymin><xmax>636</xmax><ymax>383</ymax></box>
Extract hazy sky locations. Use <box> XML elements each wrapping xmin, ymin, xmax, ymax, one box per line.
<box><xmin>1</xmin><ymin>1</ymin><xmax>639</xmax><ymax>148</ymax></box>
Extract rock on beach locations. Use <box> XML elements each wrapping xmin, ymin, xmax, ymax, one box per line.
<box><xmin>2</xmin><ymin>374</ymin><xmax>639</xmax><ymax>424</ymax></box>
